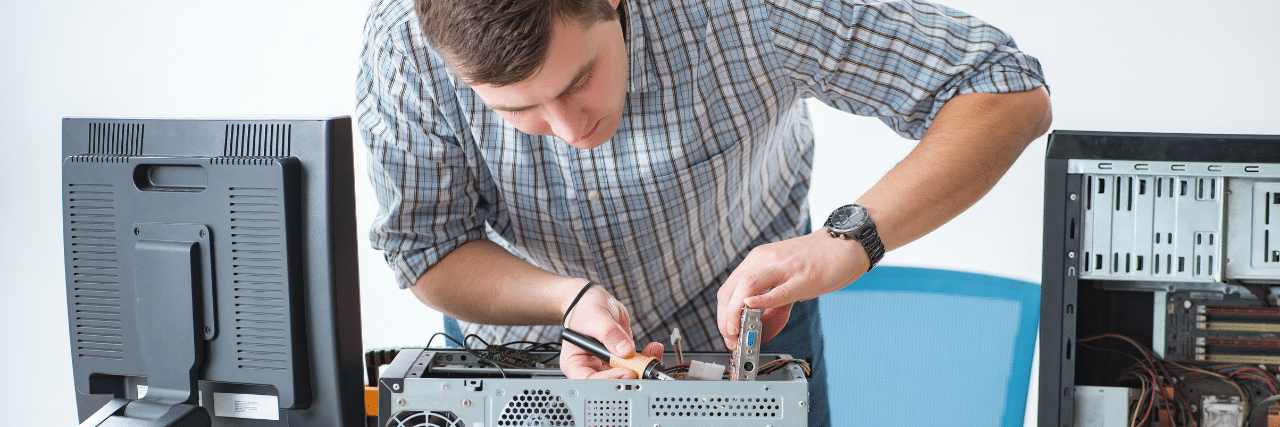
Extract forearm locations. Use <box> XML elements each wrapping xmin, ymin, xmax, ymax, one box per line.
<box><xmin>858</xmin><ymin>87</ymin><xmax>1052</xmax><ymax>252</ymax></box>
<box><xmin>408</xmin><ymin>239</ymin><xmax>584</xmax><ymax>326</ymax></box>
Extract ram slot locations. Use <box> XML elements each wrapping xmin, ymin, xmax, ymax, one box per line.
<box><xmin>1196</xmin><ymin>337</ymin><xmax>1280</xmax><ymax>364</ymax></box>
<box><xmin>1195</xmin><ymin>305</ymin><xmax>1280</xmax><ymax>333</ymax></box>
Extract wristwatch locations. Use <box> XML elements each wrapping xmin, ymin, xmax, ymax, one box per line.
<box><xmin>823</xmin><ymin>204</ymin><xmax>885</xmax><ymax>271</ymax></box>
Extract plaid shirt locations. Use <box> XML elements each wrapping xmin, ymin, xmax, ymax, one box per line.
<box><xmin>356</xmin><ymin>0</ymin><xmax>1046</xmax><ymax>350</ymax></box>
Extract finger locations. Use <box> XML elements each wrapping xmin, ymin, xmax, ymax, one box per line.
<box><xmin>716</xmin><ymin>276</ymin><xmax>740</xmax><ymax>349</ymax></box>
<box><xmin>570</xmin><ymin>292</ymin><xmax>638</xmax><ymax>358</ymax></box>
<box><xmin>759</xmin><ymin>303</ymin><xmax>793</xmax><ymax>344</ymax></box>
<box><xmin>720</xmin><ymin>272</ymin><xmax>780</xmax><ymax>350</ymax></box>
<box><xmin>594</xmin><ymin>308</ymin><xmax>636</xmax><ymax>357</ymax></box>
<box><xmin>640</xmin><ymin>342</ymin><xmax>664</xmax><ymax>360</ymax></box>
<box><xmin>718</xmin><ymin>272</ymin><xmax>761</xmax><ymax>350</ymax></box>
<box><xmin>607</xmin><ymin>297</ymin><xmax>635</xmax><ymax>351</ymax></box>
<box><xmin>588</xmin><ymin>367</ymin><xmax>639</xmax><ymax>380</ymax></box>
<box><xmin>743</xmin><ymin>280</ymin><xmax>798</xmax><ymax>311</ymax></box>
<box><xmin>560</xmin><ymin>350</ymin><xmax>610</xmax><ymax>379</ymax></box>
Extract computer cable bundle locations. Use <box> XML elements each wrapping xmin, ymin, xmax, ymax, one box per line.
<box><xmin>1078</xmin><ymin>333</ymin><xmax>1280</xmax><ymax>427</ymax></box>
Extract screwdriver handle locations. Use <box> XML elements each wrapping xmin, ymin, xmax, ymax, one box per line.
<box><xmin>561</xmin><ymin>328</ymin><xmax>662</xmax><ymax>379</ymax></box>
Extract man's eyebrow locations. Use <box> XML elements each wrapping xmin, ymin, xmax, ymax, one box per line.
<box><xmin>488</xmin><ymin>54</ymin><xmax>598</xmax><ymax>113</ymax></box>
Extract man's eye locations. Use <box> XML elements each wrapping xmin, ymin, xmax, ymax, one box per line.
<box><xmin>568</xmin><ymin>75</ymin><xmax>593</xmax><ymax>94</ymax></box>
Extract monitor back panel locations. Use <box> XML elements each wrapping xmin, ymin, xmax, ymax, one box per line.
<box><xmin>62</xmin><ymin>117</ymin><xmax>364</xmax><ymax>426</ymax></box>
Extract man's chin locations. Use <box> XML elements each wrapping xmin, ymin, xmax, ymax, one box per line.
<box><xmin>564</xmin><ymin>118</ymin><xmax>619</xmax><ymax>150</ymax></box>
<box><xmin>567</xmin><ymin>139</ymin><xmax>609</xmax><ymax>150</ymax></box>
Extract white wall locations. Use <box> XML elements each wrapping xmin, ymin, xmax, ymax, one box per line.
<box><xmin>1</xmin><ymin>1</ymin><xmax>1276</xmax><ymax>425</ymax></box>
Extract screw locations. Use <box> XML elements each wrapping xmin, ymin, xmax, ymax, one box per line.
<box><xmin>1069</xmin><ymin>193</ymin><xmax>1078</xmax><ymax>201</ymax></box>
<box><xmin>462</xmin><ymin>399</ymin><xmax>471</xmax><ymax>407</ymax></box>
<box><xmin>799</xmin><ymin>401</ymin><xmax>806</xmax><ymax>407</ymax></box>
<box><xmin>497</xmin><ymin>389</ymin><xmax>505</xmax><ymax>396</ymax></box>
<box><xmin>442</xmin><ymin>384</ymin><xmax>448</xmax><ymax>390</ymax></box>
<box><xmin>199</xmin><ymin>230</ymin><xmax>206</xmax><ymax>238</ymax></box>
<box><xmin>1068</xmin><ymin>251</ymin><xmax>1076</xmax><ymax>259</ymax></box>
<box><xmin>1184</xmin><ymin>300</ymin><xmax>1192</xmax><ymax>309</ymax></box>
<box><xmin>396</xmin><ymin>398</ymin><xmax>405</xmax><ymax>407</ymax></box>
<box><xmin>392</xmin><ymin>383</ymin><xmax>400</xmax><ymax>391</ymax></box>
<box><xmin>570</xmin><ymin>389</ymin><xmax>578</xmax><ymax>397</ymax></box>
<box><xmin>204</xmin><ymin>326</ymin><xmax>212</xmax><ymax>335</ymax></box>
<box><xmin>134</xmin><ymin>227</ymin><xmax>140</xmax><ymax>236</ymax></box>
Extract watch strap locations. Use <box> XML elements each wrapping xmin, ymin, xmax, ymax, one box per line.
<box><xmin>855</xmin><ymin>225</ymin><xmax>885</xmax><ymax>271</ymax></box>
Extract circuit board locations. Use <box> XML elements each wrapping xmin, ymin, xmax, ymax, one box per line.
<box><xmin>1164</xmin><ymin>291</ymin><xmax>1280</xmax><ymax>365</ymax></box>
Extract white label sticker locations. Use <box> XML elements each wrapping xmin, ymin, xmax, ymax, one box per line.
<box><xmin>136</xmin><ymin>385</ymin><xmax>148</xmax><ymax>398</ymax></box>
<box><xmin>212</xmin><ymin>392</ymin><xmax>280</xmax><ymax>420</ymax></box>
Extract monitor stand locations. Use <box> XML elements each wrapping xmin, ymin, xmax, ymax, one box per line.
<box><xmin>80</xmin><ymin>230</ymin><xmax>212</xmax><ymax>427</ymax></box>
<box><xmin>79</xmin><ymin>399</ymin><xmax>210</xmax><ymax>427</ymax></box>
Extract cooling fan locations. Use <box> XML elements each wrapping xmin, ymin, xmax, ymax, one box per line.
<box><xmin>386</xmin><ymin>411</ymin><xmax>464</xmax><ymax>427</ymax></box>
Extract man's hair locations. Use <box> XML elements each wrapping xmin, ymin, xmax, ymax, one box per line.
<box><xmin>416</xmin><ymin>0</ymin><xmax>619</xmax><ymax>86</ymax></box>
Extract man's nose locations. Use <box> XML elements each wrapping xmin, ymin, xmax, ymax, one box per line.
<box><xmin>544</xmin><ymin>101</ymin><xmax>588</xmax><ymax>143</ymax></box>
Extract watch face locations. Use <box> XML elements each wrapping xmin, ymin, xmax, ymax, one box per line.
<box><xmin>827</xmin><ymin>204</ymin><xmax>866</xmax><ymax>231</ymax></box>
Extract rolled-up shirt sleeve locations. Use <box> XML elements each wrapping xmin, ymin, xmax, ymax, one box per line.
<box><xmin>356</xmin><ymin>11</ymin><xmax>492</xmax><ymax>289</ymax></box>
<box><xmin>770</xmin><ymin>0</ymin><xmax>1047</xmax><ymax>139</ymax></box>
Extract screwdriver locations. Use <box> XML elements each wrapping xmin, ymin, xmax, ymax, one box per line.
<box><xmin>560</xmin><ymin>328</ymin><xmax>675</xmax><ymax>380</ymax></box>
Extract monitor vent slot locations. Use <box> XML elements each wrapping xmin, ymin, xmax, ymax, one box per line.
<box><xmin>585</xmin><ymin>399</ymin><xmax>631</xmax><ymax>427</ymax></box>
<box><xmin>224</xmin><ymin>124</ymin><xmax>291</xmax><ymax>157</ymax></box>
<box><xmin>227</xmin><ymin>186</ymin><xmax>289</xmax><ymax>371</ymax></box>
<box><xmin>497</xmin><ymin>389</ymin><xmax>575</xmax><ymax>426</ymax></box>
<box><xmin>649</xmin><ymin>395</ymin><xmax>782</xmax><ymax>419</ymax></box>
<box><xmin>87</xmin><ymin>122</ymin><xmax>144</xmax><ymax>155</ymax></box>
<box><xmin>67</xmin><ymin>155</ymin><xmax>130</xmax><ymax>163</ymax></box>
<box><xmin>211</xmin><ymin>158</ymin><xmax>278</xmax><ymax>166</ymax></box>
<box><xmin>67</xmin><ymin>183</ymin><xmax>124</xmax><ymax>361</ymax></box>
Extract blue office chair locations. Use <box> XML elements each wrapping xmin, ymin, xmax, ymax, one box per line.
<box><xmin>817</xmin><ymin>266</ymin><xmax>1040</xmax><ymax>427</ymax></box>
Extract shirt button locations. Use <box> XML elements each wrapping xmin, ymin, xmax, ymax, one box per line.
<box><xmin>587</xmin><ymin>190</ymin><xmax>601</xmax><ymax>202</ymax></box>
<box><xmin>602</xmin><ymin>249</ymin><xmax>615</xmax><ymax>258</ymax></box>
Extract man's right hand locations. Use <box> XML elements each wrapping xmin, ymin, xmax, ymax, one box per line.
<box><xmin>558</xmin><ymin>283</ymin><xmax>664</xmax><ymax>379</ymax></box>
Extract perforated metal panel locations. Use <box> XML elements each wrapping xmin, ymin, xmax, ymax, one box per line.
<box><xmin>585</xmin><ymin>399</ymin><xmax>630</xmax><ymax>427</ymax></box>
<box><xmin>378</xmin><ymin>349</ymin><xmax>809</xmax><ymax>427</ymax></box>
<box><xmin>649</xmin><ymin>395</ymin><xmax>783</xmax><ymax>419</ymax></box>
<box><xmin>497</xmin><ymin>389</ymin><xmax>575</xmax><ymax>426</ymax></box>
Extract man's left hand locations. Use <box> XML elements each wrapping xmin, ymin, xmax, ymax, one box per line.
<box><xmin>716</xmin><ymin>230</ymin><xmax>869</xmax><ymax>349</ymax></box>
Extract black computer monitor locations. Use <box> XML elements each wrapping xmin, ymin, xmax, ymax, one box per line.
<box><xmin>62</xmin><ymin>117</ymin><xmax>364</xmax><ymax>426</ymax></box>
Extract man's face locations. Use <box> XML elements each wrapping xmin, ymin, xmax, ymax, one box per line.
<box><xmin>468</xmin><ymin>14</ymin><xmax>627</xmax><ymax>150</ymax></box>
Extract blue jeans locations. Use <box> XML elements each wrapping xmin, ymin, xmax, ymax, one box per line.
<box><xmin>444</xmin><ymin>298</ymin><xmax>829</xmax><ymax>426</ymax></box>
<box><xmin>763</xmin><ymin>297</ymin><xmax>829</xmax><ymax>427</ymax></box>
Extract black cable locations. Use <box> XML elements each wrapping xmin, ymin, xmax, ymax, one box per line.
<box><xmin>425</xmin><ymin>332</ymin><xmax>450</xmax><ymax>349</ymax></box>
<box><xmin>562</xmin><ymin>280</ymin><xmax>598</xmax><ymax>326</ymax></box>
<box><xmin>435</xmin><ymin>333</ymin><xmax>509</xmax><ymax>378</ymax></box>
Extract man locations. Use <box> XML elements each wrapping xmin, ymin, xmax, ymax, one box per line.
<box><xmin>357</xmin><ymin>0</ymin><xmax>1050</xmax><ymax>425</ymax></box>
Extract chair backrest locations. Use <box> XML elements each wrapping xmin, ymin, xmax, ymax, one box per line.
<box><xmin>817</xmin><ymin>266</ymin><xmax>1040</xmax><ymax>427</ymax></box>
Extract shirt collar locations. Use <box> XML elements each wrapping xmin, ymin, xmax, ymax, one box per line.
<box><xmin>623</xmin><ymin>0</ymin><xmax>658</xmax><ymax>93</ymax></box>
